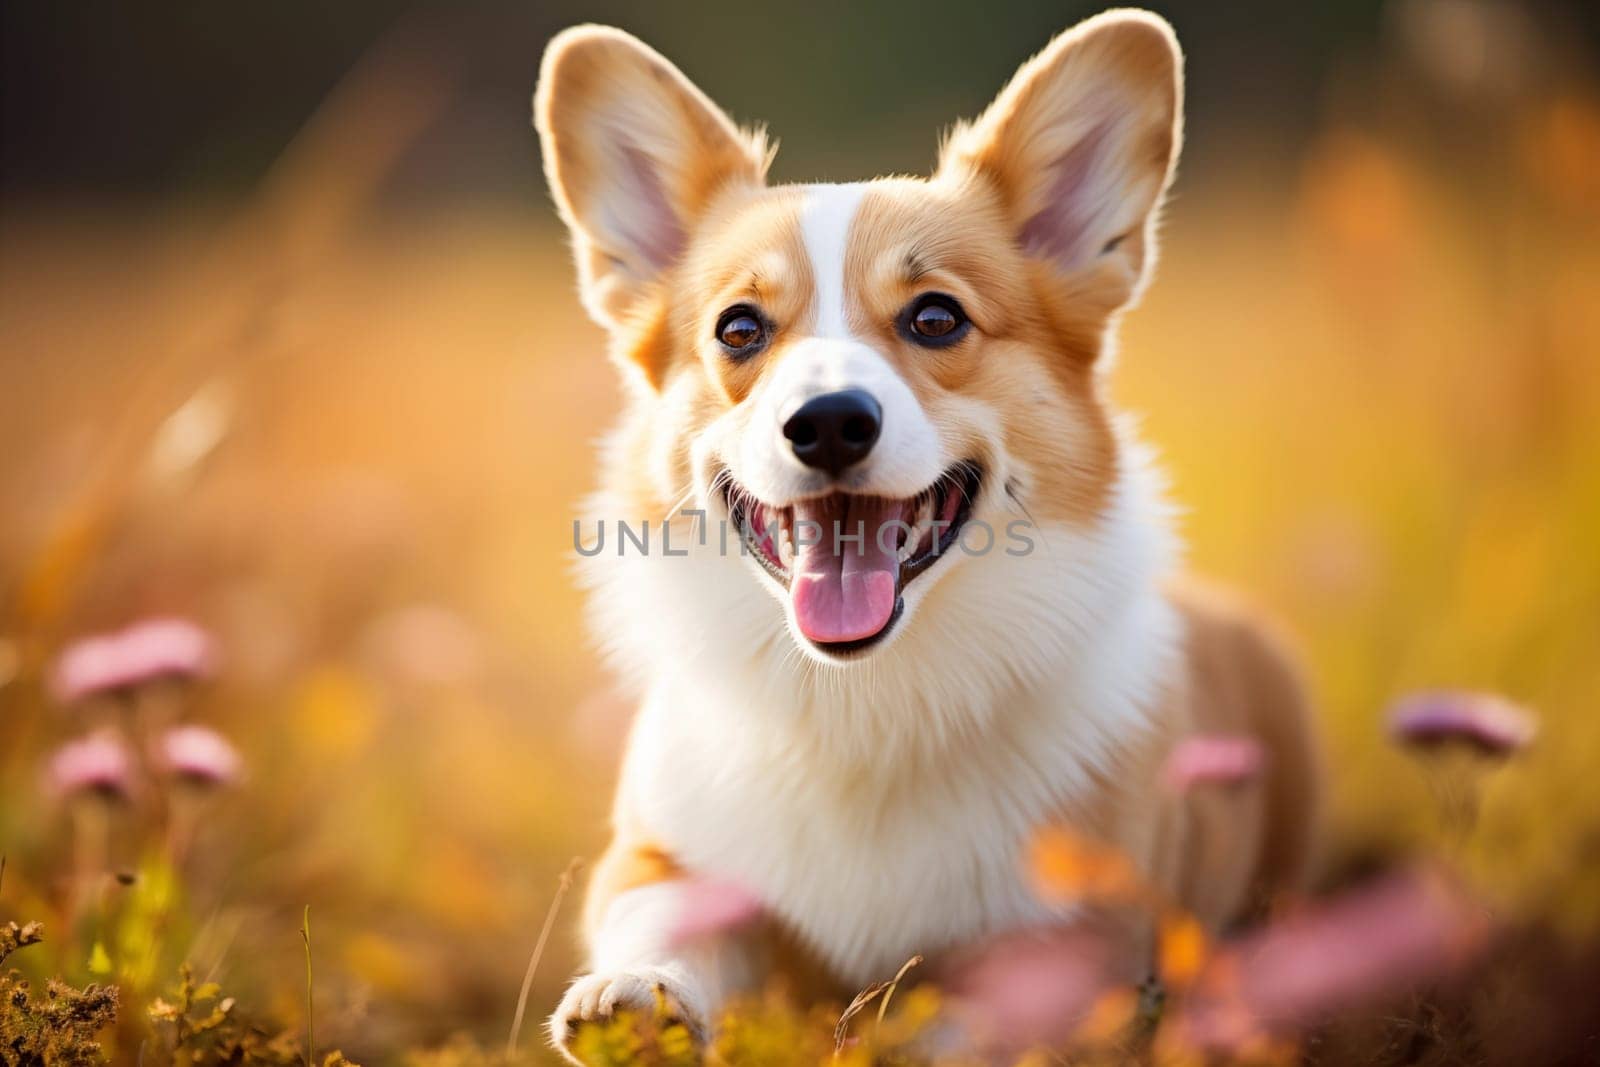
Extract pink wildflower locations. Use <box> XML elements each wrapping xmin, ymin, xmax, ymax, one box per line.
<box><xmin>1388</xmin><ymin>691</ymin><xmax>1535</xmax><ymax>758</ymax></box>
<box><xmin>1163</xmin><ymin>735</ymin><xmax>1266</xmax><ymax>794</ymax></box>
<box><xmin>51</xmin><ymin>618</ymin><xmax>218</xmax><ymax>704</ymax></box>
<box><xmin>668</xmin><ymin>878</ymin><xmax>763</xmax><ymax>948</ymax></box>
<box><xmin>47</xmin><ymin>733</ymin><xmax>134</xmax><ymax>799</ymax></box>
<box><xmin>1173</xmin><ymin>866</ymin><xmax>1492</xmax><ymax>1053</ymax></box>
<box><xmin>158</xmin><ymin>725</ymin><xmax>242</xmax><ymax>787</ymax></box>
<box><xmin>942</xmin><ymin>924</ymin><xmax>1125</xmax><ymax>1053</ymax></box>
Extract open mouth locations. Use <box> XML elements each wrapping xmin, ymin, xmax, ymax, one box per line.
<box><xmin>721</xmin><ymin>463</ymin><xmax>982</xmax><ymax>654</ymax></box>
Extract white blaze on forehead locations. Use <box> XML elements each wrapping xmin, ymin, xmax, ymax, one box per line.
<box><xmin>728</xmin><ymin>179</ymin><xmax>942</xmax><ymax>507</ymax></box>
<box><xmin>800</xmin><ymin>183</ymin><xmax>871</xmax><ymax>339</ymax></box>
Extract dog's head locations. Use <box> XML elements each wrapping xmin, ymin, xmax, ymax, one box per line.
<box><xmin>538</xmin><ymin>12</ymin><xmax>1182</xmax><ymax>669</ymax></box>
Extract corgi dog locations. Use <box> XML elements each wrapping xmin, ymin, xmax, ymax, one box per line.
<box><xmin>534</xmin><ymin>8</ymin><xmax>1319</xmax><ymax>1057</ymax></box>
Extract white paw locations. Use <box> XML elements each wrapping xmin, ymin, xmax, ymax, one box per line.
<box><xmin>549</xmin><ymin>967</ymin><xmax>708</xmax><ymax>1059</ymax></box>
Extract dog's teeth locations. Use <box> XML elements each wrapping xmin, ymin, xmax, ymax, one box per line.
<box><xmin>779</xmin><ymin>517</ymin><xmax>795</xmax><ymax>567</ymax></box>
<box><xmin>901</xmin><ymin>496</ymin><xmax>932</xmax><ymax>560</ymax></box>
<box><xmin>916</xmin><ymin>495</ymin><xmax>936</xmax><ymax>543</ymax></box>
<box><xmin>901</xmin><ymin>526</ymin><xmax>922</xmax><ymax>561</ymax></box>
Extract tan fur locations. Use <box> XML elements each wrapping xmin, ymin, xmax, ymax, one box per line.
<box><xmin>1156</xmin><ymin>580</ymin><xmax>1323</xmax><ymax>920</ymax></box>
<box><xmin>845</xmin><ymin>181</ymin><xmax>1119</xmax><ymax>524</ymax></box>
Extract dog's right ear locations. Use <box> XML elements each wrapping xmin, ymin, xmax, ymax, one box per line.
<box><xmin>536</xmin><ymin>26</ymin><xmax>769</xmax><ymax>330</ymax></box>
<box><xmin>937</xmin><ymin>11</ymin><xmax>1182</xmax><ymax>316</ymax></box>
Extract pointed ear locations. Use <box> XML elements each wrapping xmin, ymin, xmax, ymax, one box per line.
<box><xmin>939</xmin><ymin>10</ymin><xmax>1182</xmax><ymax>310</ymax></box>
<box><xmin>535</xmin><ymin>26</ymin><xmax>770</xmax><ymax>327</ymax></box>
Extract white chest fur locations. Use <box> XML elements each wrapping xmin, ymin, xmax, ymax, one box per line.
<box><xmin>622</xmin><ymin>579</ymin><xmax>1178</xmax><ymax>986</ymax></box>
<box><xmin>588</xmin><ymin>442</ymin><xmax>1182</xmax><ymax>986</ymax></box>
<box><xmin>628</xmin><ymin>689</ymin><xmax>1059</xmax><ymax>984</ymax></box>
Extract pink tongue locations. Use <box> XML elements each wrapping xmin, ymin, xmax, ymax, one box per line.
<box><xmin>791</xmin><ymin>496</ymin><xmax>904</xmax><ymax>644</ymax></box>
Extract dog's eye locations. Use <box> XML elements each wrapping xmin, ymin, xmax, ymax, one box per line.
<box><xmin>913</xmin><ymin>302</ymin><xmax>958</xmax><ymax>337</ymax></box>
<box><xmin>905</xmin><ymin>293</ymin><xmax>969</xmax><ymax>346</ymax></box>
<box><xmin>716</xmin><ymin>306</ymin><xmax>767</xmax><ymax>355</ymax></box>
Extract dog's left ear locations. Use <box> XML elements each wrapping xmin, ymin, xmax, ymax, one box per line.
<box><xmin>939</xmin><ymin>10</ymin><xmax>1182</xmax><ymax>311</ymax></box>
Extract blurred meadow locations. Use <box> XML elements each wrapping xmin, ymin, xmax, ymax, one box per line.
<box><xmin>2</xmin><ymin>0</ymin><xmax>1599</xmax><ymax>1062</ymax></box>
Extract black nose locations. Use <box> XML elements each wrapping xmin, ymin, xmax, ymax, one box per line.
<box><xmin>782</xmin><ymin>389</ymin><xmax>882</xmax><ymax>477</ymax></box>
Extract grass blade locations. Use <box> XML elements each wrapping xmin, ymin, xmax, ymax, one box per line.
<box><xmin>507</xmin><ymin>858</ymin><xmax>581</xmax><ymax>1057</ymax></box>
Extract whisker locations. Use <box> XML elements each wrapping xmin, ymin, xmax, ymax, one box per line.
<box><xmin>1003</xmin><ymin>477</ymin><xmax>1053</xmax><ymax>560</ymax></box>
<box><xmin>662</xmin><ymin>480</ymin><xmax>700</xmax><ymax>526</ymax></box>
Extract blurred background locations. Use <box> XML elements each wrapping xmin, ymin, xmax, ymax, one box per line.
<box><xmin>2</xmin><ymin>0</ymin><xmax>1598</xmax><ymax>1060</ymax></box>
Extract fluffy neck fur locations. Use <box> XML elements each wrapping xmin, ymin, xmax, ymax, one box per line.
<box><xmin>578</xmin><ymin>418</ymin><xmax>1182</xmax><ymax>778</ymax></box>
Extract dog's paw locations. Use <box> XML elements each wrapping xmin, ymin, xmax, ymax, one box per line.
<box><xmin>549</xmin><ymin>968</ymin><xmax>708</xmax><ymax>1060</ymax></box>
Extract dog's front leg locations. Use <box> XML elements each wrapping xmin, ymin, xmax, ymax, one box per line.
<box><xmin>550</xmin><ymin>844</ymin><xmax>762</xmax><ymax>1061</ymax></box>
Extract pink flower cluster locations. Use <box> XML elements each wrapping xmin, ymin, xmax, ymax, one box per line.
<box><xmin>46</xmin><ymin>724</ymin><xmax>242</xmax><ymax>800</ymax></box>
<box><xmin>45</xmin><ymin>618</ymin><xmax>240</xmax><ymax>801</ymax></box>
<box><xmin>50</xmin><ymin>617</ymin><xmax>218</xmax><ymax>704</ymax></box>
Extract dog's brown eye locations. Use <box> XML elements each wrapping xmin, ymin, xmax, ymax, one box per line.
<box><xmin>913</xmin><ymin>303</ymin><xmax>957</xmax><ymax>337</ymax></box>
<box><xmin>716</xmin><ymin>306</ymin><xmax>767</xmax><ymax>355</ymax></box>
<box><xmin>905</xmin><ymin>294</ymin><xmax>969</xmax><ymax>346</ymax></box>
<box><xmin>721</xmin><ymin>316</ymin><xmax>761</xmax><ymax>348</ymax></box>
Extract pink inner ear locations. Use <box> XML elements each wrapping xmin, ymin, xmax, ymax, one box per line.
<box><xmin>1018</xmin><ymin>116</ymin><xmax>1115</xmax><ymax>272</ymax></box>
<box><xmin>614</xmin><ymin>143</ymin><xmax>686</xmax><ymax>273</ymax></box>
